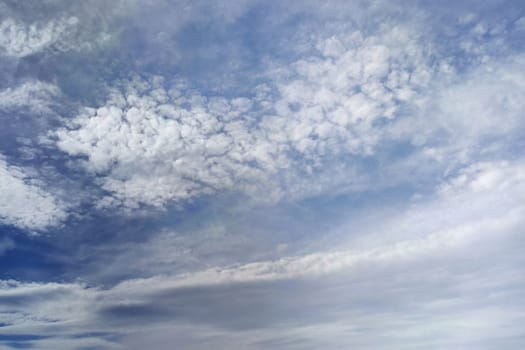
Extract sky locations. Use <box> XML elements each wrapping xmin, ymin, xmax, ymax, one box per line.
<box><xmin>0</xmin><ymin>0</ymin><xmax>524</xmax><ymax>349</ymax></box>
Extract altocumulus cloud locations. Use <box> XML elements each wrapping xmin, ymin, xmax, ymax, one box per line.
<box><xmin>51</xmin><ymin>24</ymin><xmax>438</xmax><ymax>209</ymax></box>
<box><xmin>50</xmin><ymin>12</ymin><xmax>525</xmax><ymax>210</ymax></box>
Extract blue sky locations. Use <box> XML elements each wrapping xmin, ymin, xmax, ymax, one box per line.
<box><xmin>0</xmin><ymin>0</ymin><xmax>525</xmax><ymax>349</ymax></box>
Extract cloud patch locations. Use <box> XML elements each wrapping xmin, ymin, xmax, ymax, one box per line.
<box><xmin>0</xmin><ymin>17</ymin><xmax>80</xmax><ymax>58</ymax></box>
<box><xmin>0</xmin><ymin>156</ymin><xmax>67</xmax><ymax>231</ymax></box>
<box><xmin>0</xmin><ymin>81</ymin><xmax>61</xmax><ymax>115</ymax></box>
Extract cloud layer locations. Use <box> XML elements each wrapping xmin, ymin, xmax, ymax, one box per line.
<box><xmin>1</xmin><ymin>157</ymin><xmax>524</xmax><ymax>348</ymax></box>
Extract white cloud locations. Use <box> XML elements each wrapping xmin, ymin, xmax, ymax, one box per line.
<box><xmin>263</xmin><ymin>28</ymin><xmax>429</xmax><ymax>158</ymax></box>
<box><xmin>0</xmin><ymin>280</ymin><xmax>93</xmax><ymax>323</ymax></box>
<box><xmin>385</xmin><ymin>57</ymin><xmax>525</xmax><ymax>179</ymax></box>
<box><xmin>0</xmin><ymin>0</ymin><xmax>129</xmax><ymax>60</ymax></box>
<box><xmin>0</xmin><ymin>280</ymin><xmax>117</xmax><ymax>350</ymax></box>
<box><xmin>434</xmin><ymin>59</ymin><xmax>525</xmax><ymax>142</ymax></box>
<box><xmin>0</xmin><ymin>156</ymin><xmax>67</xmax><ymax>231</ymax></box>
<box><xmin>53</xmin><ymin>77</ymin><xmax>275</xmax><ymax>209</ymax></box>
<box><xmin>0</xmin><ymin>17</ymin><xmax>79</xmax><ymax>57</ymax></box>
<box><xmin>0</xmin><ymin>81</ymin><xmax>61</xmax><ymax>115</ymax></box>
<box><xmin>438</xmin><ymin>160</ymin><xmax>525</xmax><ymax>196</ymax></box>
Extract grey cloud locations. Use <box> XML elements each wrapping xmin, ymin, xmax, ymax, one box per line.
<box><xmin>2</xmin><ymin>158</ymin><xmax>524</xmax><ymax>348</ymax></box>
<box><xmin>4</xmin><ymin>218</ymin><xmax>523</xmax><ymax>349</ymax></box>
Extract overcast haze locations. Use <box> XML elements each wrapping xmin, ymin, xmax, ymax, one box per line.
<box><xmin>0</xmin><ymin>0</ymin><xmax>525</xmax><ymax>349</ymax></box>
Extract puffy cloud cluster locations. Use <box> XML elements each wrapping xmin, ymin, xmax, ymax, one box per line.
<box><xmin>54</xmin><ymin>77</ymin><xmax>276</xmax><ymax>208</ymax></box>
<box><xmin>0</xmin><ymin>156</ymin><xmax>67</xmax><ymax>230</ymax></box>
<box><xmin>267</xmin><ymin>27</ymin><xmax>432</xmax><ymax>158</ymax></box>
<box><xmin>53</xmin><ymin>26</ymin><xmax>437</xmax><ymax>209</ymax></box>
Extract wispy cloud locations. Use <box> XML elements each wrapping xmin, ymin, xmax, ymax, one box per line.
<box><xmin>0</xmin><ymin>81</ymin><xmax>61</xmax><ymax>115</ymax></box>
<box><xmin>0</xmin><ymin>156</ymin><xmax>67</xmax><ymax>231</ymax></box>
